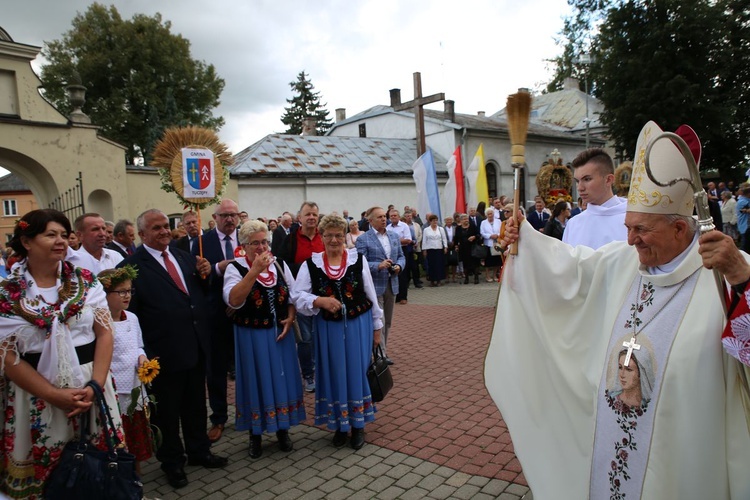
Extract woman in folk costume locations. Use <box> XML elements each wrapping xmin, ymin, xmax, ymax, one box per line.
<box><xmin>223</xmin><ymin>220</ymin><xmax>305</xmax><ymax>459</ymax></box>
<box><xmin>486</xmin><ymin>122</ymin><xmax>750</xmax><ymax>500</ymax></box>
<box><xmin>293</xmin><ymin>214</ymin><xmax>383</xmax><ymax>450</ymax></box>
<box><xmin>0</xmin><ymin>209</ymin><xmax>122</xmax><ymax>499</ymax></box>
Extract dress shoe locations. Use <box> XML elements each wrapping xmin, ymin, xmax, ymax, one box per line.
<box><xmin>385</xmin><ymin>357</ymin><xmax>394</xmax><ymax>365</ymax></box>
<box><xmin>415</xmin><ymin>283</ymin><xmax>424</xmax><ymax>289</ymax></box>
<box><xmin>162</xmin><ymin>467</ymin><xmax>188</xmax><ymax>488</ymax></box>
<box><xmin>332</xmin><ymin>430</ymin><xmax>348</xmax><ymax>447</ymax></box>
<box><xmin>276</xmin><ymin>429</ymin><xmax>293</xmax><ymax>452</ymax></box>
<box><xmin>249</xmin><ymin>434</ymin><xmax>263</xmax><ymax>458</ymax></box>
<box><xmin>350</xmin><ymin>427</ymin><xmax>365</xmax><ymax>450</ymax></box>
<box><xmin>207</xmin><ymin>423</ymin><xmax>224</xmax><ymax>443</ymax></box>
<box><xmin>187</xmin><ymin>453</ymin><xmax>228</xmax><ymax>468</ymax></box>
<box><xmin>399</xmin><ymin>299</ymin><xmax>407</xmax><ymax>305</ymax></box>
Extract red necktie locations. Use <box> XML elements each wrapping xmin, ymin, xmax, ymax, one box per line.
<box><xmin>162</xmin><ymin>251</ymin><xmax>188</xmax><ymax>295</ymax></box>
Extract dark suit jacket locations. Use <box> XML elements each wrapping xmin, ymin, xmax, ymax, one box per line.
<box><xmin>174</xmin><ymin>235</ymin><xmax>191</xmax><ymax>254</ymax></box>
<box><xmin>527</xmin><ymin>211</ymin><xmax>550</xmax><ymax>231</ymax></box>
<box><xmin>270</xmin><ymin>225</ymin><xmax>289</xmax><ymax>257</ymax></box>
<box><xmin>193</xmin><ymin>228</ymin><xmax>238</xmax><ymax>312</ymax></box>
<box><xmin>119</xmin><ymin>246</ymin><xmax>211</xmax><ymax>373</ymax></box>
<box><xmin>105</xmin><ymin>241</ymin><xmax>129</xmax><ymax>259</ymax></box>
<box><xmin>468</xmin><ymin>214</ymin><xmax>484</xmax><ymax>231</ymax></box>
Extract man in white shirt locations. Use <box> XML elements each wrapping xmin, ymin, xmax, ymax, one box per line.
<box><xmin>562</xmin><ymin>148</ymin><xmax>628</xmax><ymax>249</ymax></box>
<box><xmin>68</xmin><ymin>212</ymin><xmax>123</xmax><ymax>274</ymax></box>
<box><xmin>387</xmin><ymin>209</ymin><xmax>414</xmax><ymax>304</ymax></box>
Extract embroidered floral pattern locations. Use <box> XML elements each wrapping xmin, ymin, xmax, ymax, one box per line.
<box><xmin>605</xmin><ymin>390</ymin><xmax>649</xmax><ymax>499</ymax></box>
<box><xmin>624</xmin><ymin>282</ymin><xmax>654</xmax><ymax>331</ymax></box>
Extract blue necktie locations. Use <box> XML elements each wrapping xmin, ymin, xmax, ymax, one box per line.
<box><xmin>224</xmin><ymin>235</ymin><xmax>233</xmax><ymax>260</ymax></box>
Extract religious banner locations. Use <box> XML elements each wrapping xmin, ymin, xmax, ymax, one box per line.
<box><xmin>465</xmin><ymin>143</ymin><xmax>488</xmax><ymax>209</ymax></box>
<box><xmin>182</xmin><ymin>147</ymin><xmax>216</xmax><ymax>200</ymax></box>
<box><xmin>412</xmin><ymin>149</ymin><xmax>442</xmax><ymax>221</ymax></box>
<box><xmin>443</xmin><ymin>145</ymin><xmax>466</xmax><ymax>214</ymax></box>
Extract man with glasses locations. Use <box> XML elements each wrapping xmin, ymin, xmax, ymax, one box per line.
<box><xmin>278</xmin><ymin>201</ymin><xmax>324</xmax><ymax>392</ymax></box>
<box><xmin>193</xmin><ymin>199</ymin><xmax>241</xmax><ymax>443</ymax></box>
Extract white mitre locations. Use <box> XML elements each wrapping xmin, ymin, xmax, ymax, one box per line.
<box><xmin>627</xmin><ymin>121</ymin><xmax>696</xmax><ymax>216</ymax></box>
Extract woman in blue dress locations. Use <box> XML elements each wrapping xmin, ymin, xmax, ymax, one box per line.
<box><xmin>223</xmin><ymin>220</ymin><xmax>305</xmax><ymax>459</ymax></box>
<box><xmin>293</xmin><ymin>214</ymin><xmax>383</xmax><ymax>450</ymax></box>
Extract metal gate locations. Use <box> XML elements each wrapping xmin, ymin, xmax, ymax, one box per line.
<box><xmin>48</xmin><ymin>171</ymin><xmax>85</xmax><ymax>220</ymax></box>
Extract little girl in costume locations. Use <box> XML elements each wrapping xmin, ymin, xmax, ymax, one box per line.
<box><xmin>99</xmin><ymin>266</ymin><xmax>153</xmax><ymax>473</ymax></box>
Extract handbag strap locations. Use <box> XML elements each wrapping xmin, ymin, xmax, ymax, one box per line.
<box><xmin>372</xmin><ymin>344</ymin><xmax>385</xmax><ymax>360</ymax></box>
<box><xmin>85</xmin><ymin>380</ymin><xmax>122</xmax><ymax>453</ymax></box>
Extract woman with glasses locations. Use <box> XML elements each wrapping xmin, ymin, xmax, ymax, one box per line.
<box><xmin>293</xmin><ymin>214</ymin><xmax>383</xmax><ymax>450</ymax></box>
<box><xmin>223</xmin><ymin>220</ymin><xmax>305</xmax><ymax>459</ymax></box>
<box><xmin>0</xmin><ymin>209</ymin><xmax>122</xmax><ymax>498</ymax></box>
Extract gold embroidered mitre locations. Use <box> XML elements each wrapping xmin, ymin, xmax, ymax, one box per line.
<box><xmin>627</xmin><ymin>121</ymin><xmax>694</xmax><ymax>216</ymax></box>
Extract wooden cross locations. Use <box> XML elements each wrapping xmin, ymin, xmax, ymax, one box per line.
<box><xmin>622</xmin><ymin>337</ymin><xmax>641</xmax><ymax>367</ymax></box>
<box><xmin>393</xmin><ymin>72</ymin><xmax>445</xmax><ymax>158</ymax></box>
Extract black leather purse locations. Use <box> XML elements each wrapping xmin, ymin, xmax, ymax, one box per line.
<box><xmin>45</xmin><ymin>380</ymin><xmax>143</xmax><ymax>500</ymax></box>
<box><xmin>367</xmin><ymin>345</ymin><xmax>393</xmax><ymax>402</ymax></box>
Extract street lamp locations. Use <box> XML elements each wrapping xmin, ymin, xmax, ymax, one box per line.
<box><xmin>575</xmin><ymin>54</ymin><xmax>595</xmax><ymax>149</ymax></box>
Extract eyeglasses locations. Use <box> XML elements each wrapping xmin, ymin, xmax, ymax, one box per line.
<box><xmin>245</xmin><ymin>239</ymin><xmax>271</xmax><ymax>247</ymax></box>
<box><xmin>322</xmin><ymin>234</ymin><xmax>345</xmax><ymax>241</ymax></box>
<box><xmin>216</xmin><ymin>213</ymin><xmax>239</xmax><ymax>219</ymax></box>
<box><xmin>107</xmin><ymin>289</ymin><xmax>134</xmax><ymax>298</ymax></box>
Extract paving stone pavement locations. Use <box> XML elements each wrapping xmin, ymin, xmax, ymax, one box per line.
<box><xmin>142</xmin><ymin>278</ymin><xmax>533</xmax><ymax>499</ymax></box>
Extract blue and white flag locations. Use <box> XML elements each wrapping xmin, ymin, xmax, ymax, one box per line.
<box><xmin>412</xmin><ymin>149</ymin><xmax>442</xmax><ymax>222</ymax></box>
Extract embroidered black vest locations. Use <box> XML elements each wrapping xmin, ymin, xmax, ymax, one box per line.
<box><xmin>228</xmin><ymin>261</ymin><xmax>290</xmax><ymax>328</ymax></box>
<box><xmin>306</xmin><ymin>254</ymin><xmax>373</xmax><ymax>322</ymax></box>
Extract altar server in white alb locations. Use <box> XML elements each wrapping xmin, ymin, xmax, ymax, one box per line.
<box><xmin>486</xmin><ymin>121</ymin><xmax>750</xmax><ymax>500</ymax></box>
<box><xmin>562</xmin><ymin>148</ymin><xmax>627</xmax><ymax>249</ymax></box>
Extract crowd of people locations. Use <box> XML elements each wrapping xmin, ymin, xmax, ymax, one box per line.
<box><xmin>3</xmin><ymin>133</ymin><xmax>750</xmax><ymax>498</ymax></box>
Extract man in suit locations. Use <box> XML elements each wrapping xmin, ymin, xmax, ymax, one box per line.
<box><xmin>193</xmin><ymin>199</ymin><xmax>240</xmax><ymax>443</ymax></box>
<box><xmin>270</xmin><ymin>213</ymin><xmax>292</xmax><ymax>256</ymax></box>
<box><xmin>356</xmin><ymin>206</ymin><xmax>405</xmax><ymax>364</ymax></box>
<box><xmin>175</xmin><ymin>210</ymin><xmax>201</xmax><ymax>254</ymax></box>
<box><xmin>106</xmin><ymin>219</ymin><xmax>135</xmax><ymax>258</ymax></box>
<box><xmin>527</xmin><ymin>198</ymin><xmax>550</xmax><ymax>232</ymax></box>
<box><xmin>468</xmin><ymin>206</ymin><xmax>484</xmax><ymax>230</ymax></box>
<box><xmin>120</xmin><ymin>209</ymin><xmax>227</xmax><ymax>489</ymax></box>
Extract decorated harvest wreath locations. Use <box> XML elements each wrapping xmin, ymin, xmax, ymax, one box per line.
<box><xmin>536</xmin><ymin>157</ymin><xmax>573</xmax><ymax>206</ymax></box>
<box><xmin>614</xmin><ymin>161</ymin><xmax>633</xmax><ymax>198</ymax></box>
<box><xmin>151</xmin><ymin>126</ymin><xmax>233</xmax><ymax>210</ymax></box>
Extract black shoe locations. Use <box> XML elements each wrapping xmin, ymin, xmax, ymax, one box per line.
<box><xmin>474</xmin><ymin>275</ymin><xmax>479</xmax><ymax>284</ymax></box>
<box><xmin>276</xmin><ymin>430</ymin><xmax>293</xmax><ymax>452</ymax></box>
<box><xmin>385</xmin><ymin>357</ymin><xmax>394</xmax><ymax>366</ymax></box>
<box><xmin>187</xmin><ymin>453</ymin><xmax>228</xmax><ymax>468</ymax></box>
<box><xmin>350</xmin><ymin>427</ymin><xmax>365</xmax><ymax>450</ymax></box>
<box><xmin>464</xmin><ymin>276</ymin><xmax>469</xmax><ymax>284</ymax></box>
<box><xmin>332</xmin><ymin>430</ymin><xmax>348</xmax><ymax>447</ymax></box>
<box><xmin>163</xmin><ymin>467</ymin><xmax>188</xmax><ymax>489</ymax></box>
<box><xmin>415</xmin><ymin>283</ymin><xmax>424</xmax><ymax>289</ymax></box>
<box><xmin>249</xmin><ymin>434</ymin><xmax>263</xmax><ymax>458</ymax></box>
<box><xmin>228</xmin><ymin>370</ymin><xmax>236</xmax><ymax>381</ymax></box>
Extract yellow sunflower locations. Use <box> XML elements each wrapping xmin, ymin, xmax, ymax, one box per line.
<box><xmin>137</xmin><ymin>358</ymin><xmax>161</xmax><ymax>384</ymax></box>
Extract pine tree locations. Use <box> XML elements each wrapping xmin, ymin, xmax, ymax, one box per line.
<box><xmin>280</xmin><ymin>71</ymin><xmax>333</xmax><ymax>135</ymax></box>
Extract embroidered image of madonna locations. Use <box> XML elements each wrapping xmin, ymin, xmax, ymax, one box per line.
<box><xmin>605</xmin><ymin>335</ymin><xmax>656</xmax><ymax>411</ymax></box>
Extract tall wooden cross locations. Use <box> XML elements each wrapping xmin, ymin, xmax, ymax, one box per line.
<box><xmin>393</xmin><ymin>72</ymin><xmax>445</xmax><ymax>158</ymax></box>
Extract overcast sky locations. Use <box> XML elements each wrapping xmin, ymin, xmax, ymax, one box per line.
<box><xmin>3</xmin><ymin>0</ymin><xmax>571</xmax><ymax>155</ymax></box>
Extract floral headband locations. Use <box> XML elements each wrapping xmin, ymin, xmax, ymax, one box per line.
<box><xmin>98</xmin><ymin>265</ymin><xmax>138</xmax><ymax>291</ymax></box>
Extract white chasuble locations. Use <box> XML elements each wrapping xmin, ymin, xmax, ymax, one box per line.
<box><xmin>484</xmin><ymin>223</ymin><xmax>750</xmax><ymax>500</ymax></box>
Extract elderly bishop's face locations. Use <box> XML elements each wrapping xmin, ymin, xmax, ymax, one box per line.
<box><xmin>625</xmin><ymin>212</ymin><xmax>690</xmax><ymax>267</ymax></box>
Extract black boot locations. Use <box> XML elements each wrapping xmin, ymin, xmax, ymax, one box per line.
<box><xmin>276</xmin><ymin>429</ymin><xmax>293</xmax><ymax>452</ymax></box>
<box><xmin>249</xmin><ymin>434</ymin><xmax>262</xmax><ymax>459</ymax></box>
<box><xmin>350</xmin><ymin>427</ymin><xmax>365</xmax><ymax>450</ymax></box>
<box><xmin>332</xmin><ymin>429</ymin><xmax>348</xmax><ymax>447</ymax></box>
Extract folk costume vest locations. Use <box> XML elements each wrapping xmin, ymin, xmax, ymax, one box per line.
<box><xmin>228</xmin><ymin>261</ymin><xmax>290</xmax><ymax>328</ymax></box>
<box><xmin>306</xmin><ymin>253</ymin><xmax>372</xmax><ymax>322</ymax></box>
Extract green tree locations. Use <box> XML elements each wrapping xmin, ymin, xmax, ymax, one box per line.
<box><xmin>40</xmin><ymin>3</ymin><xmax>225</xmax><ymax>164</ymax></box>
<box><xmin>281</xmin><ymin>71</ymin><xmax>333</xmax><ymax>135</ymax></box>
<box><xmin>549</xmin><ymin>0</ymin><xmax>750</xmax><ymax>179</ymax></box>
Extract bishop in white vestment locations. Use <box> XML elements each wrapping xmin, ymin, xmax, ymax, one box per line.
<box><xmin>485</xmin><ymin>122</ymin><xmax>750</xmax><ymax>500</ymax></box>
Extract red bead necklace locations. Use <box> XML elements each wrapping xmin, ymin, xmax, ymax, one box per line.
<box><xmin>246</xmin><ymin>256</ymin><xmax>276</xmax><ymax>287</ymax></box>
<box><xmin>323</xmin><ymin>252</ymin><xmax>347</xmax><ymax>280</ymax></box>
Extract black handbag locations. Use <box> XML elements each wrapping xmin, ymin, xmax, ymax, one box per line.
<box><xmin>367</xmin><ymin>345</ymin><xmax>393</xmax><ymax>402</ymax></box>
<box><xmin>45</xmin><ymin>381</ymin><xmax>143</xmax><ymax>500</ymax></box>
<box><xmin>471</xmin><ymin>242</ymin><xmax>488</xmax><ymax>260</ymax></box>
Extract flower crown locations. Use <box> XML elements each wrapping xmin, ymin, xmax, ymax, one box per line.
<box><xmin>98</xmin><ymin>265</ymin><xmax>138</xmax><ymax>291</ymax></box>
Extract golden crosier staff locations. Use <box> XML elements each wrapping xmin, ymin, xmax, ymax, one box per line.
<box><xmin>505</xmin><ymin>90</ymin><xmax>532</xmax><ymax>256</ymax></box>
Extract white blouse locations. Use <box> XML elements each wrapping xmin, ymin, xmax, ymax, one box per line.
<box><xmin>292</xmin><ymin>248</ymin><xmax>384</xmax><ymax>330</ymax></box>
<box><xmin>111</xmin><ymin>311</ymin><xmax>147</xmax><ymax>411</ymax></box>
<box><xmin>422</xmin><ymin>225</ymin><xmax>448</xmax><ymax>251</ymax></box>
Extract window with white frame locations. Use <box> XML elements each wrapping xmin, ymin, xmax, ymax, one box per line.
<box><xmin>3</xmin><ymin>199</ymin><xmax>17</xmax><ymax>216</ymax></box>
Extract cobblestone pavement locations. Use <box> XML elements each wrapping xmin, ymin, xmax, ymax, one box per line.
<box><xmin>143</xmin><ymin>277</ymin><xmax>532</xmax><ymax>499</ymax></box>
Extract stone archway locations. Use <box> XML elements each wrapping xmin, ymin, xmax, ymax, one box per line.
<box><xmin>87</xmin><ymin>189</ymin><xmax>114</xmax><ymax>221</ymax></box>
